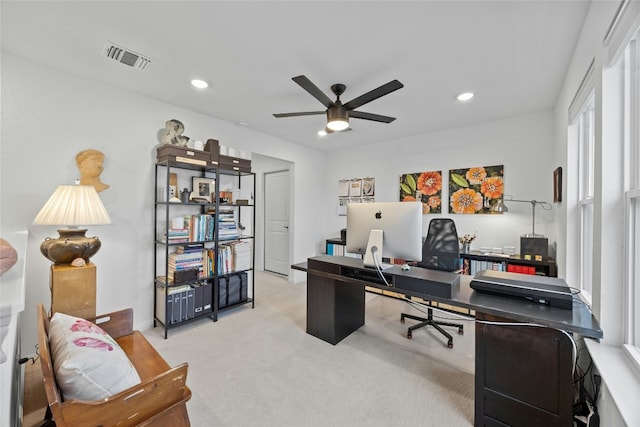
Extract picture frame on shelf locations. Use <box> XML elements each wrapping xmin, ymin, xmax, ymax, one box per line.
<box><xmin>192</xmin><ymin>177</ymin><xmax>215</xmax><ymax>202</ymax></box>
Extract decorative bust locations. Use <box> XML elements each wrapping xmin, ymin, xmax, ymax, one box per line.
<box><xmin>76</xmin><ymin>149</ymin><xmax>110</xmax><ymax>192</ymax></box>
<box><xmin>160</xmin><ymin>119</ymin><xmax>189</xmax><ymax>146</ymax></box>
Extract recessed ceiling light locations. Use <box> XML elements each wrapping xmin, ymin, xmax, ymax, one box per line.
<box><xmin>456</xmin><ymin>92</ymin><xmax>474</xmax><ymax>101</ymax></box>
<box><xmin>191</xmin><ymin>79</ymin><xmax>208</xmax><ymax>89</ymax></box>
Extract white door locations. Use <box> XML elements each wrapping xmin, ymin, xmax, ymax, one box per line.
<box><xmin>264</xmin><ymin>170</ymin><xmax>290</xmax><ymax>275</ymax></box>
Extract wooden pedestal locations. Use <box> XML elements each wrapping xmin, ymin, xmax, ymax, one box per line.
<box><xmin>50</xmin><ymin>262</ymin><xmax>96</xmax><ymax>319</ymax></box>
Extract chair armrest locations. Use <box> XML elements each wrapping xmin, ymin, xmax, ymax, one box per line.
<box><xmin>57</xmin><ymin>363</ymin><xmax>190</xmax><ymax>427</ymax></box>
<box><xmin>87</xmin><ymin>308</ymin><xmax>134</xmax><ymax>339</ymax></box>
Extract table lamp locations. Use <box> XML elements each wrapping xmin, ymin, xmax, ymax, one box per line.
<box><xmin>33</xmin><ymin>181</ymin><xmax>111</xmax><ymax>264</ymax></box>
<box><xmin>490</xmin><ymin>196</ymin><xmax>552</xmax><ymax>237</ymax></box>
<box><xmin>491</xmin><ymin>196</ymin><xmax>552</xmax><ymax>260</ymax></box>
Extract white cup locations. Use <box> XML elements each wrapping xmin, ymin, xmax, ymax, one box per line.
<box><xmin>220</xmin><ymin>145</ymin><xmax>228</xmax><ymax>155</ymax></box>
<box><xmin>193</xmin><ymin>140</ymin><xmax>204</xmax><ymax>150</ymax></box>
<box><xmin>228</xmin><ymin>147</ymin><xmax>238</xmax><ymax>157</ymax></box>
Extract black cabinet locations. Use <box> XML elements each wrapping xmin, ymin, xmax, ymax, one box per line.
<box><xmin>475</xmin><ymin>313</ymin><xmax>573</xmax><ymax>426</ymax></box>
<box><xmin>154</xmin><ymin>158</ymin><xmax>255</xmax><ymax>338</ymax></box>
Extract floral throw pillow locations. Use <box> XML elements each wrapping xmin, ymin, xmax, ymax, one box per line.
<box><xmin>48</xmin><ymin>312</ymin><xmax>141</xmax><ymax>401</ymax></box>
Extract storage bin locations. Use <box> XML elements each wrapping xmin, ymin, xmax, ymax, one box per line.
<box><xmin>218</xmin><ymin>272</ymin><xmax>248</xmax><ymax>308</ymax></box>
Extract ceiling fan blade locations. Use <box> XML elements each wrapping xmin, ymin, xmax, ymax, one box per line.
<box><xmin>343</xmin><ymin>80</ymin><xmax>404</xmax><ymax>110</ymax></box>
<box><xmin>273</xmin><ymin>111</ymin><xmax>325</xmax><ymax>118</ymax></box>
<box><xmin>292</xmin><ymin>75</ymin><xmax>335</xmax><ymax>109</ymax></box>
<box><xmin>349</xmin><ymin>111</ymin><xmax>396</xmax><ymax>123</ymax></box>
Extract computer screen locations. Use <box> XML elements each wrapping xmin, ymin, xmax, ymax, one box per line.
<box><xmin>346</xmin><ymin>201</ymin><xmax>423</xmax><ymax>267</ymax></box>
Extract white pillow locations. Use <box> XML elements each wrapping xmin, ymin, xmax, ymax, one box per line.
<box><xmin>48</xmin><ymin>312</ymin><xmax>141</xmax><ymax>401</ymax></box>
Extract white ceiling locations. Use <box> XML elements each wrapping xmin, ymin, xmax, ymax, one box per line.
<box><xmin>1</xmin><ymin>1</ymin><xmax>590</xmax><ymax>151</ymax></box>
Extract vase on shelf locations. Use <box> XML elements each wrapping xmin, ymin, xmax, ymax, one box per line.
<box><xmin>461</xmin><ymin>243</ymin><xmax>470</xmax><ymax>254</ymax></box>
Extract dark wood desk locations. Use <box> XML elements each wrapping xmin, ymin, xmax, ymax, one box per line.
<box><xmin>293</xmin><ymin>255</ymin><xmax>602</xmax><ymax>427</ymax></box>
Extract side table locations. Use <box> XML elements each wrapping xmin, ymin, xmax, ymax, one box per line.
<box><xmin>50</xmin><ymin>262</ymin><xmax>96</xmax><ymax>319</ymax></box>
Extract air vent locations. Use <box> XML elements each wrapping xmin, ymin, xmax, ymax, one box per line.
<box><xmin>103</xmin><ymin>42</ymin><xmax>151</xmax><ymax>71</ymax></box>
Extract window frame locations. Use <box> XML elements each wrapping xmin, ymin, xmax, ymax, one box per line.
<box><xmin>622</xmin><ymin>33</ymin><xmax>640</xmax><ymax>348</ymax></box>
<box><xmin>574</xmin><ymin>93</ymin><xmax>596</xmax><ymax>301</ymax></box>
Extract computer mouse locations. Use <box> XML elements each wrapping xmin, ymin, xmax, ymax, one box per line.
<box><xmin>400</xmin><ymin>264</ymin><xmax>410</xmax><ymax>271</ymax></box>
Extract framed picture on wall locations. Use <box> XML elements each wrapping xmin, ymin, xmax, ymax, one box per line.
<box><xmin>448</xmin><ymin>164</ymin><xmax>504</xmax><ymax>214</ymax></box>
<box><xmin>337</xmin><ymin>198</ymin><xmax>348</xmax><ymax>215</ymax></box>
<box><xmin>553</xmin><ymin>167</ymin><xmax>562</xmax><ymax>202</ymax></box>
<box><xmin>338</xmin><ymin>180</ymin><xmax>350</xmax><ymax>197</ymax></box>
<box><xmin>349</xmin><ymin>179</ymin><xmax>362</xmax><ymax>197</ymax></box>
<box><xmin>362</xmin><ymin>178</ymin><xmax>375</xmax><ymax>196</ymax></box>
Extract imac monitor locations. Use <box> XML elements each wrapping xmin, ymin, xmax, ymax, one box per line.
<box><xmin>346</xmin><ymin>201</ymin><xmax>423</xmax><ymax>269</ymax></box>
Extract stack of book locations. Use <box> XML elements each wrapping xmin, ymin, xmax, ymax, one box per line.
<box><xmin>162</xmin><ymin>228</ymin><xmax>189</xmax><ymax>244</ymax></box>
<box><xmin>217</xmin><ymin>244</ymin><xmax>233</xmax><ymax>274</ymax></box>
<box><xmin>217</xmin><ymin>209</ymin><xmax>239</xmax><ymax>239</ymax></box>
<box><xmin>202</xmin><ymin>247</ymin><xmax>215</xmax><ymax>277</ymax></box>
<box><xmin>168</xmin><ymin>245</ymin><xmax>204</xmax><ymax>281</ymax></box>
<box><xmin>186</xmin><ymin>214</ymin><xmax>215</xmax><ymax>242</ymax></box>
<box><xmin>231</xmin><ymin>241</ymin><xmax>252</xmax><ymax>271</ymax></box>
<box><xmin>217</xmin><ymin>241</ymin><xmax>252</xmax><ymax>274</ymax></box>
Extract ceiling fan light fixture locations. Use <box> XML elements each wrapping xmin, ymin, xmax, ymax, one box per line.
<box><xmin>327</xmin><ymin>105</ymin><xmax>349</xmax><ymax>131</ymax></box>
<box><xmin>327</xmin><ymin>118</ymin><xmax>349</xmax><ymax>131</ymax></box>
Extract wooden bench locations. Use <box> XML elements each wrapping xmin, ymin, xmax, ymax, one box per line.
<box><xmin>37</xmin><ymin>304</ymin><xmax>191</xmax><ymax>426</ymax></box>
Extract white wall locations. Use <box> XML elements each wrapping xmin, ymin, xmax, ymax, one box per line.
<box><xmin>1</xmin><ymin>52</ymin><xmax>326</xmax><ymax>353</ymax></box>
<box><xmin>324</xmin><ymin>111</ymin><xmax>557</xmax><ymax>256</ymax></box>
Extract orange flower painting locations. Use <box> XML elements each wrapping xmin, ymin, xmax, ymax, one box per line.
<box><xmin>449</xmin><ymin>165</ymin><xmax>504</xmax><ymax>214</ymax></box>
<box><xmin>400</xmin><ymin>171</ymin><xmax>442</xmax><ymax>214</ymax></box>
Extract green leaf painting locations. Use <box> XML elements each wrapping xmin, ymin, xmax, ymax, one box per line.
<box><xmin>399</xmin><ymin>171</ymin><xmax>443</xmax><ymax>214</ymax></box>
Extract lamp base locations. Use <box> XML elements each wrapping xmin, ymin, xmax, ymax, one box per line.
<box><xmin>520</xmin><ymin>236</ymin><xmax>548</xmax><ymax>260</ymax></box>
<box><xmin>40</xmin><ymin>229</ymin><xmax>101</xmax><ymax>264</ymax></box>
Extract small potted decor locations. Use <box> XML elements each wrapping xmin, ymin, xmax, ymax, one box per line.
<box><xmin>459</xmin><ymin>233</ymin><xmax>477</xmax><ymax>254</ymax></box>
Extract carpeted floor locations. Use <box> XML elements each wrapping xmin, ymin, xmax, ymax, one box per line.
<box><xmin>22</xmin><ymin>270</ymin><xmax>475</xmax><ymax>426</ymax></box>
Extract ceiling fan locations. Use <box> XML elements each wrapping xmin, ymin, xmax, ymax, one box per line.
<box><xmin>273</xmin><ymin>75</ymin><xmax>404</xmax><ymax>132</ymax></box>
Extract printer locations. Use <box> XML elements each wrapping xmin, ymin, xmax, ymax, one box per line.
<box><xmin>470</xmin><ymin>270</ymin><xmax>573</xmax><ymax>310</ymax></box>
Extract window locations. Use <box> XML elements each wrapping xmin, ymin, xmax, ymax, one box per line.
<box><xmin>621</xmin><ymin>32</ymin><xmax>640</xmax><ymax>347</ymax></box>
<box><xmin>574</xmin><ymin>93</ymin><xmax>596</xmax><ymax>300</ymax></box>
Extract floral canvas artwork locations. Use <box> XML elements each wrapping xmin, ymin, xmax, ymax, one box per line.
<box><xmin>449</xmin><ymin>165</ymin><xmax>504</xmax><ymax>214</ymax></box>
<box><xmin>399</xmin><ymin>171</ymin><xmax>442</xmax><ymax>214</ymax></box>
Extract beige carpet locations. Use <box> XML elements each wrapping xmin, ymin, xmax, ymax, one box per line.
<box><xmin>22</xmin><ymin>270</ymin><xmax>475</xmax><ymax>426</ymax></box>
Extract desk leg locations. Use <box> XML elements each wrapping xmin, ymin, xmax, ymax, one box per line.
<box><xmin>306</xmin><ymin>272</ymin><xmax>365</xmax><ymax>345</ymax></box>
<box><xmin>474</xmin><ymin>313</ymin><xmax>573</xmax><ymax>427</ymax></box>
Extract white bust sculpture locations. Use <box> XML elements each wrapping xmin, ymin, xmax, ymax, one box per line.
<box><xmin>160</xmin><ymin>119</ymin><xmax>189</xmax><ymax>146</ymax></box>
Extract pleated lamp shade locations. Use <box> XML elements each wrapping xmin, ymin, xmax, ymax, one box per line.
<box><xmin>34</xmin><ymin>184</ymin><xmax>111</xmax><ymax>264</ymax></box>
<box><xmin>34</xmin><ymin>185</ymin><xmax>111</xmax><ymax>226</ymax></box>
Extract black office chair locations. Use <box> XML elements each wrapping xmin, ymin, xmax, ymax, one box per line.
<box><xmin>400</xmin><ymin>218</ymin><xmax>464</xmax><ymax>348</ymax></box>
